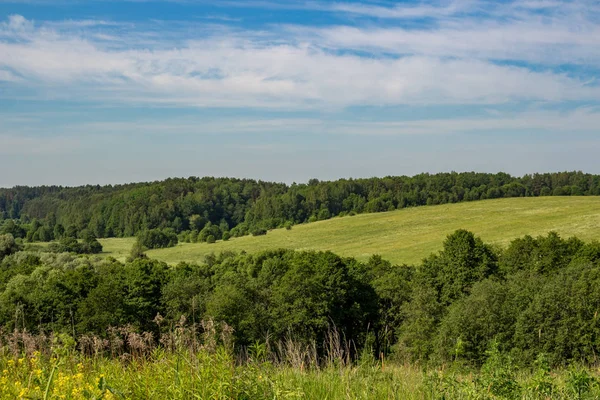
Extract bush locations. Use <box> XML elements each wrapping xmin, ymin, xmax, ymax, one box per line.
<box><xmin>198</xmin><ymin>222</ymin><xmax>222</xmax><ymax>242</ymax></box>
<box><xmin>251</xmin><ymin>228</ymin><xmax>267</xmax><ymax>237</ymax></box>
<box><xmin>0</xmin><ymin>234</ymin><xmax>20</xmax><ymax>259</ymax></box>
<box><xmin>137</xmin><ymin>228</ymin><xmax>178</xmax><ymax>249</ymax></box>
<box><xmin>47</xmin><ymin>235</ymin><xmax>103</xmax><ymax>254</ymax></box>
<box><xmin>128</xmin><ymin>240</ymin><xmax>148</xmax><ymax>261</ymax></box>
<box><xmin>80</xmin><ymin>238</ymin><xmax>103</xmax><ymax>254</ymax></box>
<box><xmin>230</xmin><ymin>223</ymin><xmax>249</xmax><ymax>238</ymax></box>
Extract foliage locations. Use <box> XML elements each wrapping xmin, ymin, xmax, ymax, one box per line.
<box><xmin>2</xmin><ymin>171</ymin><xmax>599</xmax><ymax>242</ymax></box>
<box><xmin>47</xmin><ymin>235</ymin><xmax>103</xmax><ymax>254</ymax></box>
<box><xmin>2</xmin><ymin>229</ymin><xmax>600</xmax><ymax>369</ymax></box>
<box><xmin>137</xmin><ymin>228</ymin><xmax>178</xmax><ymax>249</ymax></box>
<box><xmin>0</xmin><ymin>234</ymin><xmax>21</xmax><ymax>260</ymax></box>
<box><xmin>251</xmin><ymin>227</ymin><xmax>268</xmax><ymax>236</ymax></box>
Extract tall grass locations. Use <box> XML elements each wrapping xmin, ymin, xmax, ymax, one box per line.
<box><xmin>2</xmin><ymin>323</ymin><xmax>600</xmax><ymax>399</ymax></box>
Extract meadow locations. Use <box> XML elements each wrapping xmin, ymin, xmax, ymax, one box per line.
<box><xmin>3</xmin><ymin>328</ymin><xmax>600</xmax><ymax>400</ymax></box>
<box><xmin>97</xmin><ymin>196</ymin><xmax>600</xmax><ymax>265</ymax></box>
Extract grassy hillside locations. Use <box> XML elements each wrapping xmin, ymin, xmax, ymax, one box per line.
<box><xmin>98</xmin><ymin>196</ymin><xmax>600</xmax><ymax>265</ymax></box>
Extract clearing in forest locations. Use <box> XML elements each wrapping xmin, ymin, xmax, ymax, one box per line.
<box><xmin>98</xmin><ymin>196</ymin><xmax>600</xmax><ymax>265</ymax></box>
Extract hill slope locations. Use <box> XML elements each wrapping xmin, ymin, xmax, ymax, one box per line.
<box><xmin>99</xmin><ymin>196</ymin><xmax>600</xmax><ymax>265</ymax></box>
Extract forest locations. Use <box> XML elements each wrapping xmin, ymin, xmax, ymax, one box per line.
<box><xmin>1</xmin><ymin>171</ymin><xmax>599</xmax><ymax>247</ymax></box>
<box><xmin>1</xmin><ymin>229</ymin><xmax>599</xmax><ymax>368</ymax></box>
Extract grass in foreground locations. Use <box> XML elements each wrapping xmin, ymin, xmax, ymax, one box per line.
<box><xmin>0</xmin><ymin>352</ymin><xmax>424</xmax><ymax>399</ymax></box>
<box><xmin>3</xmin><ymin>341</ymin><xmax>600</xmax><ymax>399</ymax></box>
<box><xmin>96</xmin><ymin>196</ymin><xmax>600</xmax><ymax>265</ymax></box>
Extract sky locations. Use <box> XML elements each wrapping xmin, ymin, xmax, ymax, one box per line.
<box><xmin>0</xmin><ymin>0</ymin><xmax>599</xmax><ymax>187</ymax></box>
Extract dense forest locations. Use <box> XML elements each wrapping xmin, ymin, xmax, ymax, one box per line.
<box><xmin>1</xmin><ymin>229</ymin><xmax>599</xmax><ymax>367</ymax></box>
<box><xmin>1</xmin><ymin>171</ymin><xmax>599</xmax><ymax>245</ymax></box>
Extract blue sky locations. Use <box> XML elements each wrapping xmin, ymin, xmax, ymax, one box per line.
<box><xmin>1</xmin><ymin>0</ymin><xmax>599</xmax><ymax>186</ymax></box>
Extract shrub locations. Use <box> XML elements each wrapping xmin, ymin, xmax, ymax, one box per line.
<box><xmin>251</xmin><ymin>228</ymin><xmax>267</xmax><ymax>237</ymax></box>
<box><xmin>47</xmin><ymin>235</ymin><xmax>103</xmax><ymax>254</ymax></box>
<box><xmin>128</xmin><ymin>240</ymin><xmax>148</xmax><ymax>261</ymax></box>
<box><xmin>0</xmin><ymin>234</ymin><xmax>20</xmax><ymax>259</ymax></box>
<box><xmin>198</xmin><ymin>222</ymin><xmax>222</xmax><ymax>242</ymax></box>
<box><xmin>137</xmin><ymin>228</ymin><xmax>178</xmax><ymax>249</ymax></box>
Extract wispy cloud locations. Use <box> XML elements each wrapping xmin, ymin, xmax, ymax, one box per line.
<box><xmin>325</xmin><ymin>0</ymin><xmax>476</xmax><ymax>19</ymax></box>
<box><xmin>0</xmin><ymin>9</ymin><xmax>598</xmax><ymax>111</ymax></box>
<box><xmin>3</xmin><ymin>107</ymin><xmax>598</xmax><ymax>138</ymax></box>
<box><xmin>0</xmin><ymin>133</ymin><xmax>80</xmax><ymax>155</ymax></box>
<box><xmin>0</xmin><ymin>69</ymin><xmax>21</xmax><ymax>81</ymax></box>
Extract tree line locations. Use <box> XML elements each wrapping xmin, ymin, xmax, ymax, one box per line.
<box><xmin>1</xmin><ymin>229</ymin><xmax>600</xmax><ymax>366</ymax></box>
<box><xmin>1</xmin><ymin>171</ymin><xmax>599</xmax><ymax>244</ymax></box>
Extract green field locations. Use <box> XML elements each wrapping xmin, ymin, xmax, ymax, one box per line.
<box><xmin>96</xmin><ymin>196</ymin><xmax>600</xmax><ymax>265</ymax></box>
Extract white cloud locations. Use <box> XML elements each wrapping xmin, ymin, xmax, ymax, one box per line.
<box><xmin>0</xmin><ymin>2</ymin><xmax>599</xmax><ymax>110</ymax></box>
<box><xmin>0</xmin><ymin>14</ymin><xmax>599</xmax><ymax>110</ymax></box>
<box><xmin>303</xmin><ymin>17</ymin><xmax>600</xmax><ymax>65</ymax></box>
<box><xmin>5</xmin><ymin>14</ymin><xmax>33</xmax><ymax>31</ymax></box>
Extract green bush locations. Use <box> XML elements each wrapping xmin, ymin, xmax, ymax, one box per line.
<box><xmin>137</xmin><ymin>228</ymin><xmax>178</xmax><ymax>249</ymax></box>
<box><xmin>251</xmin><ymin>227</ymin><xmax>267</xmax><ymax>236</ymax></box>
